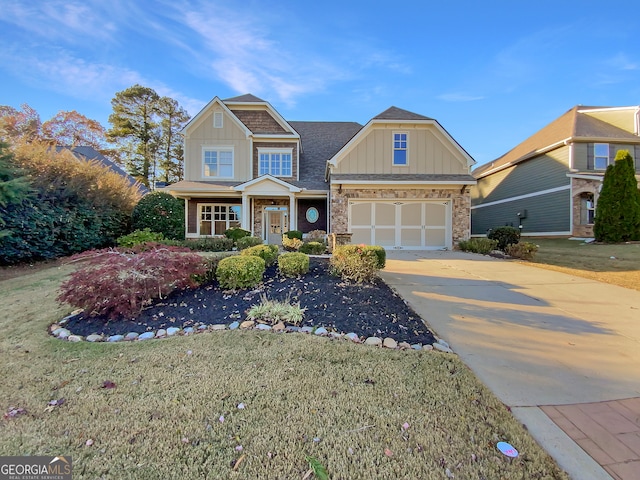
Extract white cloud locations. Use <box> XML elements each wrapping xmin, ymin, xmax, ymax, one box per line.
<box><xmin>607</xmin><ymin>53</ymin><xmax>639</xmax><ymax>71</ymax></box>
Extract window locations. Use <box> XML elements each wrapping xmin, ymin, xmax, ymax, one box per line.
<box><xmin>594</xmin><ymin>143</ymin><xmax>609</xmax><ymax>170</ymax></box>
<box><xmin>203</xmin><ymin>147</ymin><xmax>233</xmax><ymax>178</ymax></box>
<box><xmin>213</xmin><ymin>111</ymin><xmax>223</xmax><ymax>128</ymax></box>
<box><xmin>393</xmin><ymin>132</ymin><xmax>408</xmax><ymax>165</ymax></box>
<box><xmin>580</xmin><ymin>194</ymin><xmax>595</xmax><ymax>224</ymax></box>
<box><xmin>199</xmin><ymin>204</ymin><xmax>241</xmax><ymax>236</ymax></box>
<box><xmin>258</xmin><ymin>149</ymin><xmax>292</xmax><ymax>176</ymax></box>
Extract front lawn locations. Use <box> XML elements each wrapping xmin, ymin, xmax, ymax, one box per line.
<box><xmin>527</xmin><ymin>238</ymin><xmax>640</xmax><ymax>291</ymax></box>
<box><xmin>0</xmin><ymin>265</ymin><xmax>568</xmax><ymax>479</ymax></box>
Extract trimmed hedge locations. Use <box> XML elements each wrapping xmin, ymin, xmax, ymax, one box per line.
<box><xmin>282</xmin><ymin>235</ymin><xmax>303</xmax><ymax>251</ymax></box>
<box><xmin>236</xmin><ymin>236</ymin><xmax>264</xmax><ymax>250</ymax></box>
<box><xmin>216</xmin><ymin>255</ymin><xmax>266</xmax><ymax>289</ymax></box>
<box><xmin>457</xmin><ymin>238</ymin><xmax>497</xmax><ymax>255</ymax></box>
<box><xmin>299</xmin><ymin>241</ymin><xmax>326</xmax><ymax>255</ymax></box>
<box><xmin>278</xmin><ymin>252</ymin><xmax>310</xmax><ymax>277</ymax></box>
<box><xmin>241</xmin><ymin>244</ymin><xmax>279</xmax><ymax>266</ymax></box>
<box><xmin>225</xmin><ymin>227</ymin><xmax>250</xmax><ymax>242</ymax></box>
<box><xmin>284</xmin><ymin>230</ymin><xmax>303</xmax><ymax>240</ymax></box>
<box><xmin>330</xmin><ymin>244</ymin><xmax>383</xmax><ymax>283</ymax></box>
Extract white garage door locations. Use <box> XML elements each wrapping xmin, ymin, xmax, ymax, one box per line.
<box><xmin>349</xmin><ymin>201</ymin><xmax>451</xmax><ymax>249</ymax></box>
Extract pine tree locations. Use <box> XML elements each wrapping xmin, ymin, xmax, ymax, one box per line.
<box><xmin>594</xmin><ymin>150</ymin><xmax>640</xmax><ymax>242</ymax></box>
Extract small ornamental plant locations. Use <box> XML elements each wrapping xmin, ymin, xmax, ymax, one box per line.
<box><xmin>57</xmin><ymin>246</ymin><xmax>207</xmax><ymax>320</ymax></box>
<box><xmin>236</xmin><ymin>236</ymin><xmax>264</xmax><ymax>250</ymax></box>
<box><xmin>330</xmin><ymin>244</ymin><xmax>382</xmax><ymax>283</ymax></box>
<box><xmin>246</xmin><ymin>294</ymin><xmax>305</xmax><ymax>326</ymax></box>
<box><xmin>240</xmin><ymin>244</ymin><xmax>279</xmax><ymax>266</ymax></box>
<box><xmin>224</xmin><ymin>227</ymin><xmax>251</xmax><ymax>243</ymax></box>
<box><xmin>278</xmin><ymin>252</ymin><xmax>310</xmax><ymax>277</ymax></box>
<box><xmin>282</xmin><ymin>235</ymin><xmax>303</xmax><ymax>251</ymax></box>
<box><xmin>116</xmin><ymin>228</ymin><xmax>164</xmax><ymax>247</ymax></box>
<box><xmin>299</xmin><ymin>241</ymin><xmax>326</xmax><ymax>255</ymax></box>
<box><xmin>216</xmin><ymin>255</ymin><xmax>266</xmax><ymax>289</ymax></box>
<box><xmin>457</xmin><ymin>238</ymin><xmax>498</xmax><ymax>255</ymax></box>
<box><xmin>487</xmin><ymin>226</ymin><xmax>520</xmax><ymax>251</ymax></box>
<box><xmin>505</xmin><ymin>241</ymin><xmax>539</xmax><ymax>261</ymax></box>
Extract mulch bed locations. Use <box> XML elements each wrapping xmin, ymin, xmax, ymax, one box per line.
<box><xmin>65</xmin><ymin>257</ymin><xmax>436</xmax><ymax>345</ymax></box>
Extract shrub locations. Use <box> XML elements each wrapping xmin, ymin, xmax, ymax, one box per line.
<box><xmin>457</xmin><ymin>238</ymin><xmax>498</xmax><ymax>255</ymax></box>
<box><xmin>487</xmin><ymin>226</ymin><xmax>520</xmax><ymax>251</ymax></box>
<box><xmin>246</xmin><ymin>294</ymin><xmax>305</xmax><ymax>326</ymax></box>
<box><xmin>182</xmin><ymin>237</ymin><xmax>234</xmax><ymax>252</ymax></box>
<box><xmin>305</xmin><ymin>230</ymin><xmax>326</xmax><ymax>243</ymax></box>
<box><xmin>241</xmin><ymin>244</ymin><xmax>279</xmax><ymax>266</ymax></box>
<box><xmin>299</xmin><ymin>241</ymin><xmax>326</xmax><ymax>255</ymax></box>
<box><xmin>363</xmin><ymin>245</ymin><xmax>386</xmax><ymax>269</ymax></box>
<box><xmin>57</xmin><ymin>246</ymin><xmax>207</xmax><ymax>320</ymax></box>
<box><xmin>594</xmin><ymin>150</ymin><xmax>640</xmax><ymax>242</ymax></box>
<box><xmin>278</xmin><ymin>252</ymin><xmax>310</xmax><ymax>277</ymax></box>
<box><xmin>284</xmin><ymin>230</ymin><xmax>303</xmax><ymax>240</ymax></box>
<box><xmin>236</xmin><ymin>236</ymin><xmax>263</xmax><ymax>250</ymax></box>
<box><xmin>216</xmin><ymin>255</ymin><xmax>265</xmax><ymax>289</ymax></box>
<box><xmin>224</xmin><ymin>227</ymin><xmax>250</xmax><ymax>242</ymax></box>
<box><xmin>505</xmin><ymin>241</ymin><xmax>539</xmax><ymax>261</ymax></box>
<box><xmin>117</xmin><ymin>228</ymin><xmax>164</xmax><ymax>247</ymax></box>
<box><xmin>282</xmin><ymin>235</ymin><xmax>303</xmax><ymax>251</ymax></box>
<box><xmin>330</xmin><ymin>244</ymin><xmax>381</xmax><ymax>283</ymax></box>
<box><xmin>191</xmin><ymin>254</ymin><xmax>233</xmax><ymax>284</ymax></box>
<box><xmin>131</xmin><ymin>192</ymin><xmax>185</xmax><ymax>240</ymax></box>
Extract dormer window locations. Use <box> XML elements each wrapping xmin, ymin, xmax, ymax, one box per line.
<box><xmin>393</xmin><ymin>132</ymin><xmax>408</xmax><ymax>165</ymax></box>
<box><xmin>213</xmin><ymin>111</ymin><xmax>223</xmax><ymax>128</ymax></box>
<box><xmin>594</xmin><ymin>143</ymin><xmax>609</xmax><ymax>170</ymax></box>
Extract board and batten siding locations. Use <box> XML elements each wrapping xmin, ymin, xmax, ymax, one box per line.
<box><xmin>471</xmin><ymin>146</ymin><xmax>570</xmax><ymax>206</ymax></box>
<box><xmin>183</xmin><ymin>109</ymin><xmax>251</xmax><ymax>182</ymax></box>
<box><xmin>332</xmin><ymin>124</ymin><xmax>469</xmax><ymax>175</ymax></box>
<box><xmin>471</xmin><ymin>189</ymin><xmax>570</xmax><ymax>235</ymax></box>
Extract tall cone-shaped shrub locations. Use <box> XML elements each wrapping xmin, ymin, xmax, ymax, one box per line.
<box><xmin>594</xmin><ymin>149</ymin><xmax>640</xmax><ymax>242</ymax></box>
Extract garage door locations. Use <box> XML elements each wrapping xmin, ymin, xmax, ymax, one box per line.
<box><xmin>349</xmin><ymin>201</ymin><xmax>450</xmax><ymax>249</ymax></box>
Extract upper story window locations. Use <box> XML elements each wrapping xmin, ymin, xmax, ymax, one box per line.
<box><xmin>594</xmin><ymin>143</ymin><xmax>609</xmax><ymax>170</ymax></box>
<box><xmin>213</xmin><ymin>111</ymin><xmax>223</xmax><ymax>128</ymax></box>
<box><xmin>203</xmin><ymin>147</ymin><xmax>233</xmax><ymax>178</ymax></box>
<box><xmin>258</xmin><ymin>149</ymin><xmax>293</xmax><ymax>177</ymax></box>
<box><xmin>393</xmin><ymin>132</ymin><xmax>408</xmax><ymax>165</ymax></box>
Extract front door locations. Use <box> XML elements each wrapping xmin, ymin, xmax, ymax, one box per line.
<box><xmin>265</xmin><ymin>207</ymin><xmax>288</xmax><ymax>245</ymax></box>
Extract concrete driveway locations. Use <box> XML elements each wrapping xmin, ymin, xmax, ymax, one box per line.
<box><xmin>380</xmin><ymin>250</ymin><xmax>640</xmax><ymax>480</ymax></box>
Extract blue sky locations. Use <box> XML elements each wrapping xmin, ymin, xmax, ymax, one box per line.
<box><xmin>1</xmin><ymin>0</ymin><xmax>639</xmax><ymax>166</ymax></box>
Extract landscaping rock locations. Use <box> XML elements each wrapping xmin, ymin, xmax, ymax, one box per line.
<box><xmin>286</xmin><ymin>326</ymin><xmax>301</xmax><ymax>333</ymax></box>
<box><xmin>53</xmin><ymin>328</ymin><xmax>71</xmax><ymax>338</ymax></box>
<box><xmin>183</xmin><ymin>327</ymin><xmax>194</xmax><ymax>335</ymax></box>
<box><xmin>330</xmin><ymin>332</ymin><xmax>343</xmax><ymax>339</ymax></box>
<box><xmin>301</xmin><ymin>326</ymin><xmax>314</xmax><ymax>334</ymax></box>
<box><xmin>108</xmin><ymin>334</ymin><xmax>124</xmax><ymax>342</ymax></box>
<box><xmin>345</xmin><ymin>332</ymin><xmax>360</xmax><ymax>342</ymax></box>
<box><xmin>138</xmin><ymin>332</ymin><xmax>155</xmax><ymax>341</ymax></box>
<box><xmin>166</xmin><ymin>327</ymin><xmax>181</xmax><ymax>336</ymax></box>
<box><xmin>436</xmin><ymin>338</ymin><xmax>450</xmax><ymax>349</ymax></box>
<box><xmin>229</xmin><ymin>321</ymin><xmax>240</xmax><ymax>330</ymax></box>
<box><xmin>364</xmin><ymin>337</ymin><xmax>382</xmax><ymax>346</ymax></box>
<box><xmin>155</xmin><ymin>329</ymin><xmax>167</xmax><ymax>338</ymax></box>
<box><xmin>433</xmin><ymin>343</ymin><xmax>453</xmax><ymax>353</ymax></box>
<box><xmin>398</xmin><ymin>341</ymin><xmax>411</xmax><ymax>350</ymax></box>
<box><xmin>314</xmin><ymin>327</ymin><xmax>328</xmax><ymax>336</ymax></box>
<box><xmin>382</xmin><ymin>337</ymin><xmax>398</xmax><ymax>349</ymax></box>
<box><xmin>272</xmin><ymin>322</ymin><xmax>286</xmax><ymax>332</ymax></box>
<box><xmin>86</xmin><ymin>334</ymin><xmax>103</xmax><ymax>343</ymax></box>
<box><xmin>198</xmin><ymin>324</ymin><xmax>208</xmax><ymax>330</ymax></box>
<box><xmin>125</xmin><ymin>332</ymin><xmax>139</xmax><ymax>341</ymax></box>
<box><xmin>68</xmin><ymin>335</ymin><xmax>83</xmax><ymax>342</ymax></box>
<box><xmin>210</xmin><ymin>324</ymin><xmax>226</xmax><ymax>331</ymax></box>
<box><xmin>411</xmin><ymin>344</ymin><xmax>422</xmax><ymax>350</ymax></box>
<box><xmin>256</xmin><ymin>324</ymin><xmax>272</xmax><ymax>331</ymax></box>
<box><xmin>240</xmin><ymin>320</ymin><xmax>255</xmax><ymax>329</ymax></box>
<box><xmin>422</xmin><ymin>344</ymin><xmax>434</xmax><ymax>351</ymax></box>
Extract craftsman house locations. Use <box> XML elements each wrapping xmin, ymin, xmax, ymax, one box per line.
<box><xmin>471</xmin><ymin>106</ymin><xmax>640</xmax><ymax>237</ymax></box>
<box><xmin>164</xmin><ymin>94</ymin><xmax>476</xmax><ymax>249</ymax></box>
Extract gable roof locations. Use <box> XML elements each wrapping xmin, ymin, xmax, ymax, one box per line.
<box><xmin>327</xmin><ymin>106</ymin><xmax>475</xmax><ymax>171</ymax></box>
<box><xmin>223</xmin><ymin>93</ymin><xmax>267</xmax><ymax>103</ymax></box>
<box><xmin>374</xmin><ymin>106</ymin><xmax>434</xmax><ymax>121</ymax></box>
<box><xmin>57</xmin><ymin>146</ymin><xmax>148</xmax><ymax>193</ymax></box>
<box><xmin>182</xmin><ymin>96</ymin><xmax>251</xmax><ymax>136</ymax></box>
<box><xmin>474</xmin><ymin>105</ymin><xmax>640</xmax><ymax>178</ymax></box>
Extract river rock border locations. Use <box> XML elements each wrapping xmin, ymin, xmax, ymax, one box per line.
<box><xmin>50</xmin><ymin>310</ymin><xmax>453</xmax><ymax>353</ymax></box>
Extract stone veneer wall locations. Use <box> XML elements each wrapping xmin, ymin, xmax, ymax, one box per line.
<box><xmin>571</xmin><ymin>178</ymin><xmax>600</xmax><ymax>237</ymax></box>
<box><xmin>329</xmin><ymin>186</ymin><xmax>471</xmax><ymax>245</ymax></box>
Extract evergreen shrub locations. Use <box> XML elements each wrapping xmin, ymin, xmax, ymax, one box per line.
<box><xmin>487</xmin><ymin>226</ymin><xmax>520</xmax><ymax>251</ymax></box>
<box><xmin>278</xmin><ymin>252</ymin><xmax>310</xmax><ymax>277</ymax></box>
<box><xmin>131</xmin><ymin>192</ymin><xmax>185</xmax><ymax>240</ymax></box>
<box><xmin>216</xmin><ymin>255</ymin><xmax>266</xmax><ymax>289</ymax></box>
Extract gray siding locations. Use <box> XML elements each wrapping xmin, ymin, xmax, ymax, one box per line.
<box><xmin>472</xmin><ymin>147</ymin><xmax>570</xmax><ymax>206</ymax></box>
<box><xmin>579</xmin><ymin>142</ymin><xmax>640</xmax><ymax>171</ymax></box>
<box><xmin>471</xmin><ymin>189</ymin><xmax>570</xmax><ymax>235</ymax></box>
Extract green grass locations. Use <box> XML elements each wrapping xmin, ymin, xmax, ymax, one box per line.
<box><xmin>527</xmin><ymin>238</ymin><xmax>640</xmax><ymax>291</ymax></box>
<box><xmin>0</xmin><ymin>265</ymin><xmax>568</xmax><ymax>479</ymax></box>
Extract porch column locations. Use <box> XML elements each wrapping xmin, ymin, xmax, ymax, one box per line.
<box><xmin>289</xmin><ymin>194</ymin><xmax>296</xmax><ymax>231</ymax></box>
<box><xmin>241</xmin><ymin>194</ymin><xmax>250</xmax><ymax>231</ymax></box>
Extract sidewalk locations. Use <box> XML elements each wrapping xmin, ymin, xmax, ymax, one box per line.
<box><xmin>380</xmin><ymin>250</ymin><xmax>640</xmax><ymax>480</ymax></box>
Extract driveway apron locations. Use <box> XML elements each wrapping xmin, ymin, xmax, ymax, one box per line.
<box><xmin>380</xmin><ymin>250</ymin><xmax>640</xmax><ymax>480</ymax></box>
